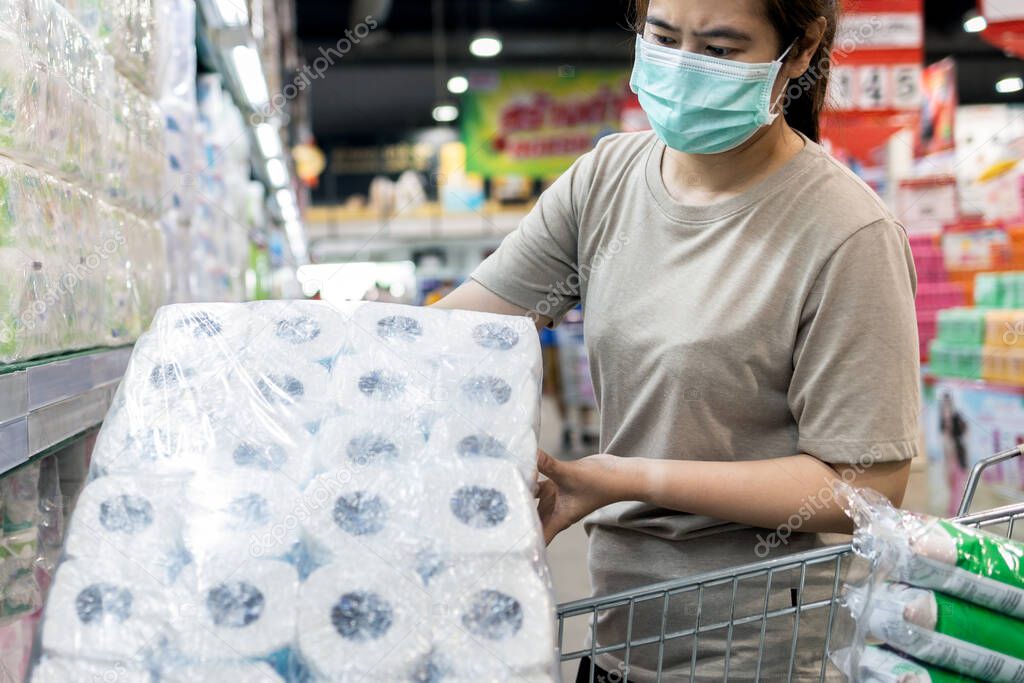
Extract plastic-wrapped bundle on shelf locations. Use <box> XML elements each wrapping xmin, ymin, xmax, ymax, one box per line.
<box><xmin>62</xmin><ymin>0</ymin><xmax>162</xmax><ymax>97</ymax></box>
<box><xmin>32</xmin><ymin>301</ymin><xmax>556</xmax><ymax>681</ymax></box>
<box><xmin>0</xmin><ymin>156</ymin><xmax>166</xmax><ymax>363</ymax></box>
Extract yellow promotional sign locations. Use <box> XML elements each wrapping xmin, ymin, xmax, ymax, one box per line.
<box><xmin>461</xmin><ymin>70</ymin><xmax>630</xmax><ymax>178</ymax></box>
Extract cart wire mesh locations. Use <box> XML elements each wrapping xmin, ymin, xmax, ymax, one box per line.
<box><xmin>557</xmin><ymin>446</ymin><xmax>1024</xmax><ymax>683</ymax></box>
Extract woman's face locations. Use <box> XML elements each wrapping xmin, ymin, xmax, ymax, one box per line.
<box><xmin>641</xmin><ymin>0</ymin><xmax>822</xmax><ymax>119</ymax></box>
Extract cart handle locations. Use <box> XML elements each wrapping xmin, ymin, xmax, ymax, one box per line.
<box><xmin>957</xmin><ymin>444</ymin><xmax>1024</xmax><ymax>516</ymax></box>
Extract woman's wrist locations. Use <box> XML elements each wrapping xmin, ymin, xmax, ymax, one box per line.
<box><xmin>591</xmin><ymin>453</ymin><xmax>649</xmax><ymax>507</ymax></box>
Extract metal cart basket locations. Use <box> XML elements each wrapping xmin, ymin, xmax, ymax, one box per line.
<box><xmin>557</xmin><ymin>446</ymin><xmax>1024</xmax><ymax>683</ymax></box>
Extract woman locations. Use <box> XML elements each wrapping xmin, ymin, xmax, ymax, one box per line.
<box><xmin>437</xmin><ymin>0</ymin><xmax>919</xmax><ymax>679</ymax></box>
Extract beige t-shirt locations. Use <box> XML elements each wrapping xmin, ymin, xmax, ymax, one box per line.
<box><xmin>471</xmin><ymin>131</ymin><xmax>920</xmax><ymax>678</ymax></box>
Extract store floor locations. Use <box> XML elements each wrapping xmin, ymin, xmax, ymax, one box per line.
<box><xmin>536</xmin><ymin>397</ymin><xmax>948</xmax><ymax>679</ymax></box>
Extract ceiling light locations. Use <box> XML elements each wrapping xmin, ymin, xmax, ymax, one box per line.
<box><xmin>963</xmin><ymin>13</ymin><xmax>987</xmax><ymax>34</ymax></box>
<box><xmin>212</xmin><ymin>0</ymin><xmax>248</xmax><ymax>27</ymax></box>
<box><xmin>996</xmin><ymin>76</ymin><xmax>1024</xmax><ymax>94</ymax></box>
<box><xmin>470</xmin><ymin>31</ymin><xmax>502</xmax><ymax>58</ymax></box>
<box><xmin>266</xmin><ymin>158</ymin><xmax>288</xmax><ymax>187</ymax></box>
<box><xmin>255</xmin><ymin>123</ymin><xmax>283</xmax><ymax>159</ymax></box>
<box><xmin>432</xmin><ymin>104</ymin><xmax>459</xmax><ymax>123</ymax></box>
<box><xmin>230</xmin><ymin>44</ymin><xmax>269</xmax><ymax>109</ymax></box>
<box><xmin>276</xmin><ymin>189</ymin><xmax>299</xmax><ymax>221</ymax></box>
<box><xmin>447</xmin><ymin>75</ymin><xmax>469</xmax><ymax>94</ymax></box>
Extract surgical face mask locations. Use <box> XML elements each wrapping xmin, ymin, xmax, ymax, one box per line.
<box><xmin>629</xmin><ymin>35</ymin><xmax>793</xmax><ymax>155</ymax></box>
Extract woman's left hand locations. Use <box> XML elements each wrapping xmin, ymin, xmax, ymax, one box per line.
<box><xmin>536</xmin><ymin>449</ymin><xmax>631</xmax><ymax>544</ymax></box>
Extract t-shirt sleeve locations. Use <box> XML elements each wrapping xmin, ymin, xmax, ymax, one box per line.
<box><xmin>469</xmin><ymin>151</ymin><xmax>592</xmax><ymax>327</ymax></box>
<box><xmin>789</xmin><ymin>219</ymin><xmax>921</xmax><ymax>465</ymax></box>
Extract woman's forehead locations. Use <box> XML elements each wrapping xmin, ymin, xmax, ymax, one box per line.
<box><xmin>645</xmin><ymin>0</ymin><xmax>772</xmax><ymax>33</ymax></box>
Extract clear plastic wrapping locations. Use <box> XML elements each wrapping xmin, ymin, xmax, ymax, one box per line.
<box><xmin>0</xmin><ymin>0</ymin><xmax>165</xmax><ymax>218</ymax></box>
<box><xmin>834</xmin><ymin>483</ymin><xmax>1024</xmax><ymax>683</ymax></box>
<box><xmin>0</xmin><ymin>155</ymin><xmax>167</xmax><ymax>362</ymax></box>
<box><xmin>32</xmin><ymin>301</ymin><xmax>560</xmax><ymax>681</ymax></box>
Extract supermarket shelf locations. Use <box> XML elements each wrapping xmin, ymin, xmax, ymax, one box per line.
<box><xmin>0</xmin><ymin>348</ymin><xmax>130</xmax><ymax>475</ymax></box>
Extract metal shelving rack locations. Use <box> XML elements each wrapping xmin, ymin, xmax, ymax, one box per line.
<box><xmin>0</xmin><ymin>347</ymin><xmax>131</xmax><ymax>476</ymax></box>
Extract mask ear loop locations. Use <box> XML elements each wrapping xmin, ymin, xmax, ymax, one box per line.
<box><xmin>769</xmin><ymin>40</ymin><xmax>799</xmax><ymax>117</ymax></box>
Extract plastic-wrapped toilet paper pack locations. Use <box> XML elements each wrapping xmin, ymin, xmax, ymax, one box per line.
<box><xmin>63</xmin><ymin>475</ymin><xmax>188</xmax><ymax>584</ymax></box>
<box><xmin>30</xmin><ymin>656</ymin><xmax>152</xmax><ymax>683</ymax></box>
<box><xmin>298</xmin><ymin>561</ymin><xmax>431</xmax><ymax>680</ymax></box>
<box><xmin>40</xmin><ymin>301</ymin><xmax>555</xmax><ymax>680</ymax></box>
<box><xmin>41</xmin><ymin>557</ymin><xmax>177</xmax><ymax>662</ymax></box>
<box><xmin>172</xmin><ymin>558</ymin><xmax>299</xmax><ymax>661</ymax></box>
<box><xmin>183</xmin><ymin>472</ymin><xmax>301</xmax><ymax>561</ymax></box>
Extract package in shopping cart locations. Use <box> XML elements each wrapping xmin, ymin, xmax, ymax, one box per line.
<box><xmin>837</xmin><ymin>483</ymin><xmax>1024</xmax><ymax>618</ymax></box>
<box><xmin>833</xmin><ymin>482</ymin><xmax>1024</xmax><ymax>683</ymax></box>
<box><xmin>31</xmin><ymin>301</ymin><xmax>557</xmax><ymax>682</ymax></box>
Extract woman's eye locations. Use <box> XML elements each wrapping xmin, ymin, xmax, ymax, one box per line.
<box><xmin>705</xmin><ymin>45</ymin><xmax>734</xmax><ymax>58</ymax></box>
<box><xmin>653</xmin><ymin>34</ymin><xmax>677</xmax><ymax>47</ymax></box>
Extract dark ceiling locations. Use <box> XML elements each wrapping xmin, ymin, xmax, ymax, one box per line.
<box><xmin>295</xmin><ymin>0</ymin><xmax>1024</xmax><ymax>142</ymax></box>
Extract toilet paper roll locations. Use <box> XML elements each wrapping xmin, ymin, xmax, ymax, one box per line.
<box><xmin>314</xmin><ymin>413</ymin><xmax>424</xmax><ymax>473</ymax></box>
<box><xmin>427</xmin><ymin>414</ymin><xmax>539</xmax><ymax>488</ymax></box>
<box><xmin>141</xmin><ymin>303</ymin><xmax>257</xmax><ymax>361</ymax></box>
<box><xmin>443</xmin><ymin>367</ymin><xmax>541</xmax><ymax>431</ymax></box>
<box><xmin>200</xmin><ymin>419</ymin><xmax>315</xmax><ymax>487</ymax></box>
<box><xmin>64</xmin><ymin>475</ymin><xmax>189</xmax><ymax>584</ymax></box>
<box><xmin>247</xmin><ymin>300</ymin><xmax>349</xmax><ymax>367</ymax></box>
<box><xmin>430</xmin><ymin>558</ymin><xmax>555</xmax><ymax>675</ymax></box>
<box><xmin>173</xmin><ymin>558</ymin><xmax>298</xmax><ymax>660</ymax></box>
<box><xmin>404</xmin><ymin>651</ymin><xmax>556</xmax><ymax>683</ymax></box>
<box><xmin>301</xmin><ymin>468</ymin><xmax>421</xmax><ymax>566</ymax></box>
<box><xmin>332</xmin><ymin>354</ymin><xmax>430</xmax><ymax>418</ymax></box>
<box><xmin>92</xmin><ymin>394</ymin><xmax>213</xmax><ymax>476</ymax></box>
<box><xmin>30</xmin><ymin>656</ymin><xmax>152</xmax><ymax>683</ymax></box>
<box><xmin>443</xmin><ymin>310</ymin><xmax>539</xmax><ymax>365</ymax></box>
<box><xmin>421</xmin><ymin>461</ymin><xmax>539</xmax><ymax>557</ymax></box>
<box><xmin>298</xmin><ymin>561</ymin><xmax>430</xmax><ymax>679</ymax></box>
<box><xmin>41</xmin><ymin>558</ymin><xmax>176</xmax><ymax>661</ymax></box>
<box><xmin>227</xmin><ymin>355</ymin><xmax>335</xmax><ymax>428</ymax></box>
<box><xmin>159</xmin><ymin>661</ymin><xmax>285</xmax><ymax>682</ymax></box>
<box><xmin>183</xmin><ymin>472</ymin><xmax>302</xmax><ymax>561</ymax></box>
<box><xmin>341</xmin><ymin>301</ymin><xmax>445</xmax><ymax>351</ymax></box>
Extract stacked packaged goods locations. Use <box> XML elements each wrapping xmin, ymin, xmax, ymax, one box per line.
<box><xmin>0</xmin><ymin>0</ymin><xmax>168</xmax><ymax>362</ymax></box>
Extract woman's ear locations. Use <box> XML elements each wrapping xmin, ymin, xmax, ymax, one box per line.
<box><xmin>785</xmin><ymin>16</ymin><xmax>828</xmax><ymax>79</ymax></box>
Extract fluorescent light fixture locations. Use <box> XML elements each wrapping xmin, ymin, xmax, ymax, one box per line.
<box><xmin>963</xmin><ymin>13</ymin><xmax>987</xmax><ymax>33</ymax></box>
<box><xmin>997</xmin><ymin>76</ymin><xmax>1024</xmax><ymax>94</ymax></box>
<box><xmin>470</xmin><ymin>31</ymin><xmax>502</xmax><ymax>58</ymax></box>
<box><xmin>266</xmin><ymin>158</ymin><xmax>288</xmax><ymax>187</ymax></box>
<box><xmin>284</xmin><ymin>221</ymin><xmax>308</xmax><ymax>264</ymax></box>
<box><xmin>432</xmin><ymin>104</ymin><xmax>459</xmax><ymax>122</ymax></box>
<box><xmin>276</xmin><ymin>189</ymin><xmax>299</xmax><ymax>221</ymax></box>
<box><xmin>212</xmin><ymin>0</ymin><xmax>248</xmax><ymax>27</ymax></box>
<box><xmin>447</xmin><ymin>75</ymin><xmax>469</xmax><ymax>94</ymax></box>
<box><xmin>255</xmin><ymin>123</ymin><xmax>282</xmax><ymax>159</ymax></box>
<box><xmin>230</xmin><ymin>45</ymin><xmax>269</xmax><ymax>109</ymax></box>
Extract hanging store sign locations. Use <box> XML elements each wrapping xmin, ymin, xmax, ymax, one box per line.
<box><xmin>980</xmin><ymin>1</ymin><xmax>1024</xmax><ymax>58</ymax></box>
<box><xmin>460</xmin><ymin>70</ymin><xmax>630</xmax><ymax>178</ymax></box>
<box><xmin>828</xmin><ymin>0</ymin><xmax>924</xmax><ymax>113</ymax></box>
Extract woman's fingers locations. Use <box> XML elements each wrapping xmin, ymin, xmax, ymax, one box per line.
<box><xmin>537</xmin><ymin>448</ymin><xmax>560</xmax><ymax>479</ymax></box>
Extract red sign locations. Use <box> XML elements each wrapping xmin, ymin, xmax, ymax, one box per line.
<box><xmin>980</xmin><ymin>1</ymin><xmax>1024</xmax><ymax>58</ymax></box>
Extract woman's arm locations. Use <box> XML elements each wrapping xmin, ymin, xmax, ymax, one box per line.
<box><xmin>536</xmin><ymin>450</ymin><xmax>911</xmax><ymax>545</ymax></box>
<box><xmin>433</xmin><ymin>280</ymin><xmax>552</xmax><ymax>331</ymax></box>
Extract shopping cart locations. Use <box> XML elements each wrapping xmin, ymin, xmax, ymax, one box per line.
<box><xmin>556</xmin><ymin>446</ymin><xmax>1024</xmax><ymax>682</ymax></box>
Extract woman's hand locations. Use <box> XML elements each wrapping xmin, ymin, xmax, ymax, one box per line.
<box><xmin>536</xmin><ymin>450</ymin><xmax>634</xmax><ymax>544</ymax></box>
